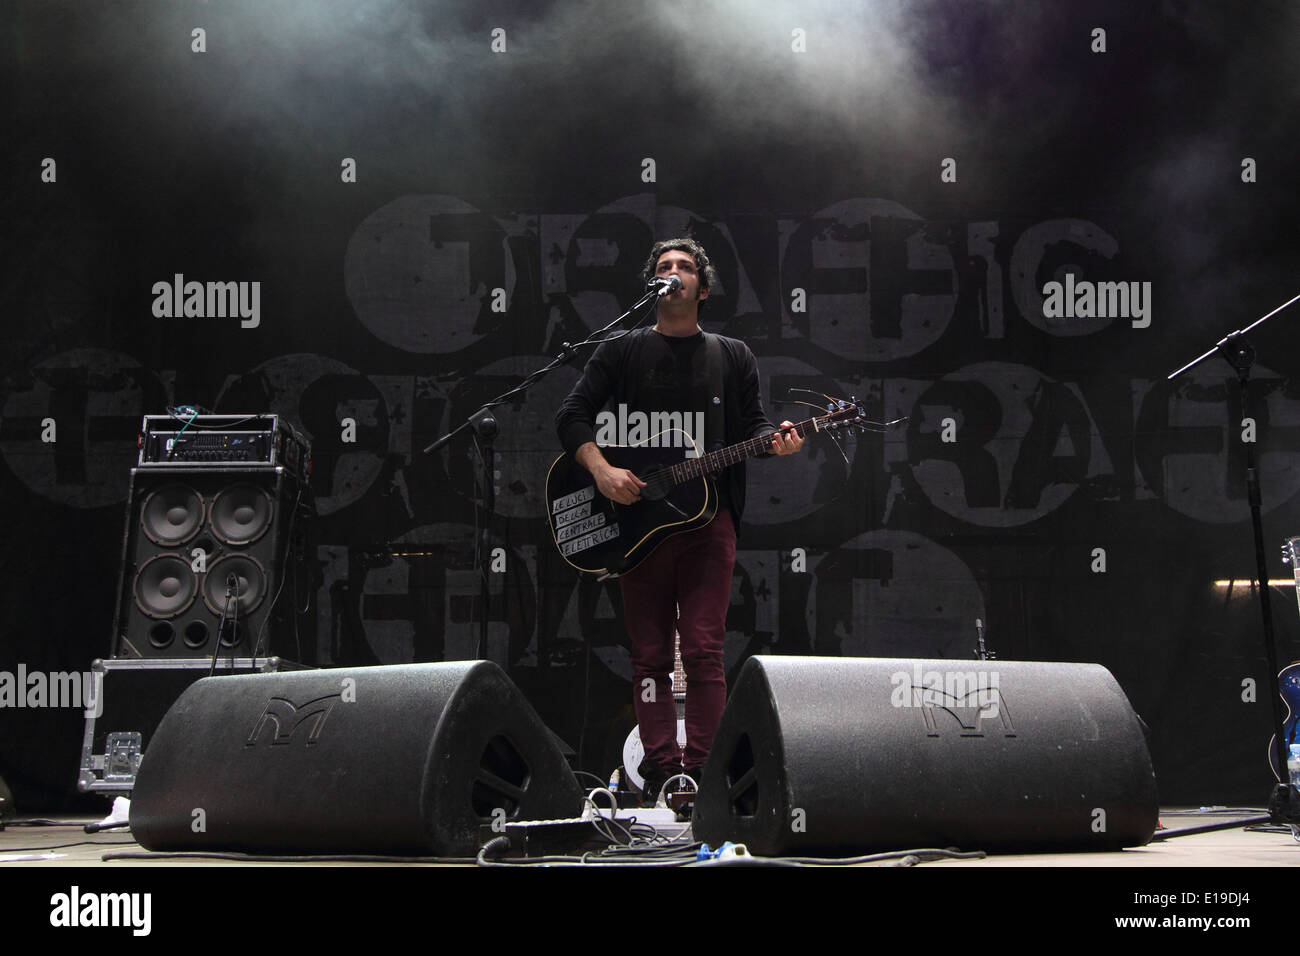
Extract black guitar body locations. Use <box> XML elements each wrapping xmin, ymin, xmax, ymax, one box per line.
<box><xmin>546</xmin><ymin>434</ymin><xmax>717</xmax><ymax>577</ymax></box>
<box><xmin>545</xmin><ymin>402</ymin><xmax>869</xmax><ymax>576</ymax></box>
<box><xmin>1268</xmin><ymin>662</ymin><xmax>1300</xmax><ymax>782</ymax></box>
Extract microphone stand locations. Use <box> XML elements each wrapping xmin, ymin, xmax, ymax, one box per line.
<box><xmin>973</xmin><ymin>618</ymin><xmax>996</xmax><ymax>661</ymax></box>
<box><xmin>1167</xmin><ymin>290</ymin><xmax>1300</xmax><ymax>829</ymax></box>
<box><xmin>209</xmin><ymin>573</ymin><xmax>241</xmax><ymax>678</ymax></box>
<box><xmin>422</xmin><ymin>282</ymin><xmax>668</xmax><ymax>662</ymax></box>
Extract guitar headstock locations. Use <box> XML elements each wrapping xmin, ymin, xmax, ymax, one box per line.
<box><xmin>1282</xmin><ymin>538</ymin><xmax>1300</xmax><ymax>620</ymax></box>
<box><xmin>814</xmin><ymin>396</ymin><xmax>903</xmax><ymax>434</ymax></box>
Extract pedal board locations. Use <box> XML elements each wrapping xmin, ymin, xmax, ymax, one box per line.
<box><xmin>480</xmin><ymin>809</ymin><xmax>693</xmax><ymax>857</ymax></box>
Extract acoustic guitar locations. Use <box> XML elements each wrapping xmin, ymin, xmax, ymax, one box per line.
<box><xmin>545</xmin><ymin>401</ymin><xmax>869</xmax><ymax>577</ymax></box>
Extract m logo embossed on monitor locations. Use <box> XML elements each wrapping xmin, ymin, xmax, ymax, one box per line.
<box><xmin>246</xmin><ymin>694</ymin><xmax>341</xmax><ymax>746</ymax></box>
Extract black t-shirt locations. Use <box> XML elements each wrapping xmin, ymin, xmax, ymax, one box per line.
<box><xmin>555</xmin><ymin>327</ymin><xmax>775</xmax><ymax>526</ymax></box>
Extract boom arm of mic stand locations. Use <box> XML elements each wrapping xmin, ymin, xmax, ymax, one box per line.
<box><xmin>421</xmin><ymin>286</ymin><xmax>662</xmax><ymax>456</ymax></box>
<box><xmin>1168</xmin><ymin>290</ymin><xmax>1300</xmax><ymax>381</ymax></box>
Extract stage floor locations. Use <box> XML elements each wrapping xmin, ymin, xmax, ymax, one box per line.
<box><xmin>2</xmin><ymin>808</ymin><xmax>1297</xmax><ymax>867</ymax></box>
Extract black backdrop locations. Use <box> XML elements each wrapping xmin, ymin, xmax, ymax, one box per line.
<box><xmin>3</xmin><ymin>0</ymin><xmax>1299</xmax><ymax>809</ymax></box>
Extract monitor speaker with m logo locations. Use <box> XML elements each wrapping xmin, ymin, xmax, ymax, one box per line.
<box><xmin>246</xmin><ymin>694</ymin><xmax>341</xmax><ymax>745</ymax></box>
<box><xmin>129</xmin><ymin>661</ymin><xmax>584</xmax><ymax>856</ymax></box>
<box><xmin>691</xmin><ymin>656</ymin><xmax>1158</xmax><ymax>855</ymax></box>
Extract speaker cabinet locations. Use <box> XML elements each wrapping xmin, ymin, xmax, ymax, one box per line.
<box><xmin>692</xmin><ymin>656</ymin><xmax>1158</xmax><ymax>855</ymax></box>
<box><xmin>130</xmin><ymin>662</ymin><xmax>585</xmax><ymax>856</ymax></box>
<box><xmin>111</xmin><ymin>467</ymin><xmax>313</xmax><ymax>662</ymax></box>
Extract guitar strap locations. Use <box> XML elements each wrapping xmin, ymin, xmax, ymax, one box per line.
<box><xmin>703</xmin><ymin>333</ymin><xmax>726</xmax><ymax>453</ymax></box>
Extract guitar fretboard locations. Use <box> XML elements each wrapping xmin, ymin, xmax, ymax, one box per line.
<box><xmin>1289</xmin><ymin>537</ymin><xmax>1300</xmax><ymax>619</ymax></box>
<box><xmin>670</xmin><ymin>418</ymin><xmax>817</xmax><ymax>483</ymax></box>
<box><xmin>672</xmin><ymin>631</ymin><xmax>686</xmax><ymax>695</ymax></box>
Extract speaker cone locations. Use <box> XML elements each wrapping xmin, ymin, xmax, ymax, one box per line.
<box><xmin>203</xmin><ymin>554</ymin><xmax>267</xmax><ymax>616</ymax></box>
<box><xmin>209</xmin><ymin>484</ymin><xmax>273</xmax><ymax>546</ymax></box>
<box><xmin>141</xmin><ymin>485</ymin><xmax>204</xmax><ymax>546</ymax></box>
<box><xmin>134</xmin><ymin>554</ymin><xmax>198</xmax><ymax>618</ymax></box>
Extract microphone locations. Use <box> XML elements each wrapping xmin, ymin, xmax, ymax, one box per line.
<box><xmin>647</xmin><ymin>275</ymin><xmax>683</xmax><ymax>296</ymax></box>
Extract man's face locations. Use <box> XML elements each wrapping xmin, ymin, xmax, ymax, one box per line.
<box><xmin>654</xmin><ymin>250</ymin><xmax>709</xmax><ymax>304</ymax></box>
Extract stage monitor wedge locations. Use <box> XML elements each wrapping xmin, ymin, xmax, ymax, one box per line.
<box><xmin>692</xmin><ymin>656</ymin><xmax>1158</xmax><ymax>855</ymax></box>
<box><xmin>130</xmin><ymin>661</ymin><xmax>585</xmax><ymax>856</ymax></box>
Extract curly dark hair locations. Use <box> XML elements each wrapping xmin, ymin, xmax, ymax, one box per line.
<box><xmin>638</xmin><ymin>237</ymin><xmax>719</xmax><ymax>293</ymax></box>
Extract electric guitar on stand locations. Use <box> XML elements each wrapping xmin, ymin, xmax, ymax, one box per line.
<box><xmin>545</xmin><ymin>399</ymin><xmax>875</xmax><ymax>577</ymax></box>
<box><xmin>1270</xmin><ymin>537</ymin><xmax>1300</xmax><ymax>783</ymax></box>
<box><xmin>621</xmin><ymin>632</ymin><xmax>688</xmax><ymax>795</ymax></box>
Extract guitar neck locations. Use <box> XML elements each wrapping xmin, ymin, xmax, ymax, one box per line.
<box><xmin>670</xmin><ymin>417</ymin><xmax>817</xmax><ymax>484</ymax></box>
<box><xmin>672</xmin><ymin>631</ymin><xmax>686</xmax><ymax>694</ymax></box>
<box><xmin>1288</xmin><ymin>538</ymin><xmax>1300</xmax><ymax>621</ymax></box>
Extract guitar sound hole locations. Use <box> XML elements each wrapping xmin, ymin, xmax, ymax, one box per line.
<box><xmin>641</xmin><ymin>479</ymin><xmax>667</xmax><ymax>501</ymax></box>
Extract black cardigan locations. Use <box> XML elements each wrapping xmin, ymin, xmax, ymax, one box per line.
<box><xmin>554</xmin><ymin>328</ymin><xmax>776</xmax><ymax>526</ymax></box>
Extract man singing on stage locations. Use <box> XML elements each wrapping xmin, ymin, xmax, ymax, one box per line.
<box><xmin>555</xmin><ymin>237</ymin><xmax>803</xmax><ymax>804</ymax></box>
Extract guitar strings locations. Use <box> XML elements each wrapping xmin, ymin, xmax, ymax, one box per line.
<box><xmin>627</xmin><ymin>403</ymin><xmax>884</xmax><ymax>487</ymax></box>
<box><xmin>634</xmin><ymin>428</ymin><xmax>804</xmax><ymax>486</ymax></box>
